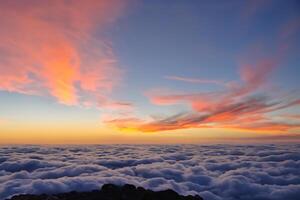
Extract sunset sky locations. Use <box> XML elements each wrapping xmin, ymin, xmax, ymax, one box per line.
<box><xmin>0</xmin><ymin>0</ymin><xmax>300</xmax><ymax>144</ymax></box>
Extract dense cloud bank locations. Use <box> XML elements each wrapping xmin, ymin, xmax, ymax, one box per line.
<box><xmin>0</xmin><ymin>144</ymin><xmax>300</xmax><ymax>200</ymax></box>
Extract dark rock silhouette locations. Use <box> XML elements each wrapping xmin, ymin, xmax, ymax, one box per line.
<box><xmin>7</xmin><ymin>184</ymin><xmax>204</xmax><ymax>200</ymax></box>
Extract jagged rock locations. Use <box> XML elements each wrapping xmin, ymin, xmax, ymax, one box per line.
<box><xmin>7</xmin><ymin>184</ymin><xmax>204</xmax><ymax>200</ymax></box>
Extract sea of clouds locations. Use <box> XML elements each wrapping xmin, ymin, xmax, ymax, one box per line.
<box><xmin>0</xmin><ymin>144</ymin><xmax>300</xmax><ymax>200</ymax></box>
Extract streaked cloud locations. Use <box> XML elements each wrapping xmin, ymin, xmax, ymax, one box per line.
<box><xmin>281</xmin><ymin>115</ymin><xmax>300</xmax><ymax>120</ymax></box>
<box><xmin>108</xmin><ymin>56</ymin><xmax>300</xmax><ymax>133</ymax></box>
<box><xmin>165</xmin><ymin>75</ymin><xmax>225</xmax><ymax>86</ymax></box>
<box><xmin>0</xmin><ymin>0</ymin><xmax>126</xmax><ymax>105</ymax></box>
<box><xmin>99</xmin><ymin>101</ymin><xmax>134</xmax><ymax>111</ymax></box>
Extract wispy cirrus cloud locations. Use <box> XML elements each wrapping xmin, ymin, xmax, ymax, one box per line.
<box><xmin>281</xmin><ymin>114</ymin><xmax>300</xmax><ymax>120</ymax></box>
<box><xmin>99</xmin><ymin>101</ymin><xmax>134</xmax><ymax>111</ymax></box>
<box><xmin>165</xmin><ymin>75</ymin><xmax>225</xmax><ymax>86</ymax></box>
<box><xmin>106</xmin><ymin>96</ymin><xmax>300</xmax><ymax>133</ymax></box>
<box><xmin>0</xmin><ymin>0</ymin><xmax>127</xmax><ymax>105</ymax></box>
<box><xmin>107</xmin><ymin>55</ymin><xmax>300</xmax><ymax>133</ymax></box>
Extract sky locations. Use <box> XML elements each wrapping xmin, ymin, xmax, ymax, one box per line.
<box><xmin>0</xmin><ymin>0</ymin><xmax>300</xmax><ymax>144</ymax></box>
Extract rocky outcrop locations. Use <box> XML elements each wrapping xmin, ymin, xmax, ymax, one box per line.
<box><xmin>7</xmin><ymin>184</ymin><xmax>203</xmax><ymax>200</ymax></box>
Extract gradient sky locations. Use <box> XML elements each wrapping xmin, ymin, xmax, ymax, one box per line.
<box><xmin>0</xmin><ymin>0</ymin><xmax>300</xmax><ymax>144</ymax></box>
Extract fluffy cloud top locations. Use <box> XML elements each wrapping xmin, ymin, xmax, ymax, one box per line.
<box><xmin>0</xmin><ymin>144</ymin><xmax>300</xmax><ymax>200</ymax></box>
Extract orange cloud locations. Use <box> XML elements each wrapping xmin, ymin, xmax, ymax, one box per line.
<box><xmin>107</xmin><ymin>96</ymin><xmax>300</xmax><ymax>133</ymax></box>
<box><xmin>0</xmin><ymin>0</ymin><xmax>126</xmax><ymax>105</ymax></box>
<box><xmin>108</xmin><ymin>56</ymin><xmax>300</xmax><ymax>133</ymax></box>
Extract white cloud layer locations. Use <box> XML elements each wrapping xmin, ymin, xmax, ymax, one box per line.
<box><xmin>0</xmin><ymin>144</ymin><xmax>300</xmax><ymax>200</ymax></box>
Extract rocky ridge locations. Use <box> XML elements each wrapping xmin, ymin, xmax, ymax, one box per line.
<box><xmin>7</xmin><ymin>184</ymin><xmax>204</xmax><ymax>200</ymax></box>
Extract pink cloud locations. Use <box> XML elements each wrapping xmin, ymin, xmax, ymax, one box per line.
<box><xmin>108</xmin><ymin>55</ymin><xmax>300</xmax><ymax>132</ymax></box>
<box><xmin>107</xmin><ymin>95</ymin><xmax>300</xmax><ymax>132</ymax></box>
<box><xmin>0</xmin><ymin>0</ymin><xmax>127</xmax><ymax>105</ymax></box>
<box><xmin>150</xmin><ymin>57</ymin><xmax>278</xmax><ymax>111</ymax></box>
